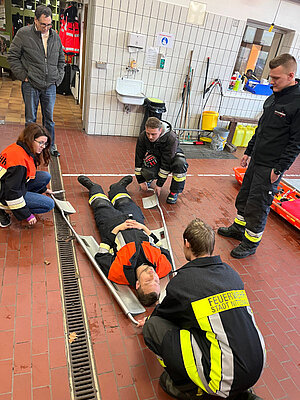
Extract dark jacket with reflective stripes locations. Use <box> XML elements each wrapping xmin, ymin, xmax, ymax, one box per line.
<box><xmin>135</xmin><ymin>130</ymin><xmax>178</xmax><ymax>187</ymax></box>
<box><xmin>245</xmin><ymin>81</ymin><xmax>300</xmax><ymax>173</ymax></box>
<box><xmin>8</xmin><ymin>24</ymin><xmax>65</xmax><ymax>90</ymax></box>
<box><xmin>148</xmin><ymin>256</ymin><xmax>265</xmax><ymax>397</ymax></box>
<box><xmin>95</xmin><ymin>228</ymin><xmax>172</xmax><ymax>285</ymax></box>
<box><xmin>0</xmin><ymin>142</ymin><xmax>36</xmax><ymax>220</ymax></box>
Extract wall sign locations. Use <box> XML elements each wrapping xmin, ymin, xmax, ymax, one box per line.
<box><xmin>156</xmin><ymin>32</ymin><xmax>174</xmax><ymax>49</ymax></box>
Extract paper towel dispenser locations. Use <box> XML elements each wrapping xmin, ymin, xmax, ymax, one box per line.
<box><xmin>127</xmin><ymin>33</ymin><xmax>146</xmax><ymax>49</ymax></box>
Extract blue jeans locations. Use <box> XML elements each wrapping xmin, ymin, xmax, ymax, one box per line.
<box><xmin>21</xmin><ymin>81</ymin><xmax>56</xmax><ymax>150</ymax></box>
<box><xmin>25</xmin><ymin>171</ymin><xmax>54</xmax><ymax>214</ymax></box>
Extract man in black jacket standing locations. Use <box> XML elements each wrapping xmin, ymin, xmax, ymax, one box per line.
<box><xmin>135</xmin><ymin>117</ymin><xmax>188</xmax><ymax>204</ymax></box>
<box><xmin>218</xmin><ymin>54</ymin><xmax>300</xmax><ymax>258</ymax></box>
<box><xmin>8</xmin><ymin>5</ymin><xmax>65</xmax><ymax>157</ymax></box>
<box><xmin>141</xmin><ymin>219</ymin><xmax>265</xmax><ymax>400</ymax></box>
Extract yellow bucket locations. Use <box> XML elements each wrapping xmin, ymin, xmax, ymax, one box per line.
<box><xmin>201</xmin><ymin>111</ymin><xmax>219</xmax><ymax>131</ymax></box>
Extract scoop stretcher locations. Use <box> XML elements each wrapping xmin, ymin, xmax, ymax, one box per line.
<box><xmin>52</xmin><ymin>192</ymin><xmax>176</xmax><ymax>325</ymax></box>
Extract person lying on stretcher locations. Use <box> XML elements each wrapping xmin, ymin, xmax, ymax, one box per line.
<box><xmin>78</xmin><ymin>175</ymin><xmax>173</xmax><ymax>306</ymax></box>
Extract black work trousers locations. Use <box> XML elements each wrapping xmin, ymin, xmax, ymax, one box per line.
<box><xmin>143</xmin><ymin>316</ymin><xmax>257</xmax><ymax>400</ymax></box>
<box><xmin>88</xmin><ymin>181</ymin><xmax>145</xmax><ymax>241</ymax></box>
<box><xmin>235</xmin><ymin>160</ymin><xmax>282</xmax><ymax>234</ymax></box>
<box><xmin>143</xmin><ymin>316</ymin><xmax>199</xmax><ymax>390</ymax></box>
<box><xmin>141</xmin><ymin>150</ymin><xmax>188</xmax><ymax>193</ymax></box>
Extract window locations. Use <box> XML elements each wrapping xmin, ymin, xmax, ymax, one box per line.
<box><xmin>232</xmin><ymin>21</ymin><xmax>286</xmax><ymax>83</ymax></box>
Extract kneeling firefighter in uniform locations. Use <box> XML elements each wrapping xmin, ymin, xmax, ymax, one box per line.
<box><xmin>139</xmin><ymin>219</ymin><xmax>265</xmax><ymax>400</ymax></box>
<box><xmin>135</xmin><ymin>117</ymin><xmax>188</xmax><ymax>204</ymax></box>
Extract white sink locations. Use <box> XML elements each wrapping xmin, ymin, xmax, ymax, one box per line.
<box><xmin>116</xmin><ymin>77</ymin><xmax>145</xmax><ymax>105</ymax></box>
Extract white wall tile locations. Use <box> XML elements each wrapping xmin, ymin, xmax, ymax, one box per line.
<box><xmin>103</xmin><ymin>7</ymin><xmax>111</xmax><ymax>27</ymax></box>
<box><xmin>112</xmin><ymin>0</ymin><xmax>120</xmax><ymax>10</ymax></box>
<box><xmin>166</xmin><ymin>4</ymin><xmax>174</xmax><ymax>21</ymax></box>
<box><xmin>109</xmin><ymin>29</ymin><xmax>117</xmax><ymax>49</ymax></box>
<box><xmin>141</xmin><ymin>16</ymin><xmax>150</xmax><ymax>34</ymax></box>
<box><xmin>111</xmin><ymin>10</ymin><xmax>119</xmax><ymax>29</ymax></box>
<box><xmin>101</xmin><ymin>27</ymin><xmax>110</xmax><ymax>46</ymax></box>
<box><xmin>220</xmin><ymin>33</ymin><xmax>228</xmax><ymax>50</ymax></box>
<box><xmin>183</xmin><ymin>25</ymin><xmax>191</xmax><ymax>42</ymax></box>
<box><xmin>125</xmin><ymin>13</ymin><xmax>134</xmax><ymax>32</ymax></box>
<box><xmin>96</xmin><ymin>109</ymin><xmax>103</xmax><ymax>123</ymax></box>
<box><xmin>118</xmin><ymin>12</ymin><xmax>127</xmax><ymax>31</ymax></box>
<box><xmin>180</xmin><ymin>7</ymin><xmax>188</xmax><ymax>23</ymax></box>
<box><xmin>116</xmin><ymin>31</ymin><xmax>126</xmax><ymax>48</ymax></box>
<box><xmin>205</xmin><ymin>13</ymin><xmax>214</xmax><ymax>30</ymax></box>
<box><xmin>143</xmin><ymin>0</ymin><xmax>152</xmax><ymax>17</ymax></box>
<box><xmin>224</xmin><ymin>17</ymin><xmax>232</xmax><ymax>34</ymax></box>
<box><xmin>108</xmin><ymin>49</ymin><xmax>116</xmax><ymax>64</ymax></box>
<box><xmin>128</xmin><ymin>0</ymin><xmax>136</xmax><ymax>13</ymax></box>
<box><xmin>100</xmin><ymin>44</ymin><xmax>108</xmax><ymax>61</ymax></box>
<box><xmin>158</xmin><ymin>1</ymin><xmax>167</xmax><ymax>19</ymax></box>
<box><xmin>136</xmin><ymin>0</ymin><xmax>145</xmax><ymax>15</ymax></box>
<box><xmin>196</xmin><ymin>28</ymin><xmax>204</xmax><ymax>45</ymax></box>
<box><xmin>90</xmin><ymin>77</ymin><xmax>99</xmax><ymax>94</ymax></box>
<box><xmin>237</xmin><ymin>20</ymin><xmax>246</xmax><ymax>37</ymax></box>
<box><xmin>90</xmin><ymin>93</ymin><xmax>97</xmax><ymax>108</ymax></box>
<box><xmin>214</xmin><ymin>32</ymin><xmax>223</xmax><ymax>49</ymax></box>
<box><xmin>120</xmin><ymin>0</ymin><xmax>128</xmax><ymax>12</ymax></box>
<box><xmin>209</xmin><ymin>31</ymin><xmax>217</xmax><ymax>47</ymax></box>
<box><xmin>87</xmin><ymin>122</ymin><xmax>95</xmax><ymax>135</ymax></box>
<box><xmin>172</xmin><ymin>5</ymin><xmax>181</xmax><ymax>24</ymax></box>
<box><xmin>189</xmin><ymin>27</ymin><xmax>198</xmax><ymax>44</ymax></box>
<box><xmin>93</xmin><ymin>25</ymin><xmax>101</xmax><ymax>44</ymax></box>
<box><xmin>95</xmin><ymin>6</ymin><xmax>103</xmax><ymax>24</ymax></box>
<box><xmin>148</xmin><ymin>19</ymin><xmax>157</xmax><ymax>36</ymax></box>
<box><xmin>151</xmin><ymin>1</ymin><xmax>159</xmax><ymax>19</ymax></box>
<box><xmin>233</xmin><ymin>36</ymin><xmax>242</xmax><ymax>51</ymax></box>
<box><xmin>133</xmin><ymin>15</ymin><xmax>142</xmax><ymax>32</ymax></box>
<box><xmin>176</xmin><ymin>24</ymin><xmax>184</xmax><ymax>41</ymax></box>
<box><xmin>216</xmin><ymin>49</ymin><xmax>224</xmax><ymax>65</ymax></box>
<box><xmin>163</xmin><ymin>21</ymin><xmax>171</xmax><ymax>33</ymax></box>
<box><xmin>155</xmin><ymin>19</ymin><xmax>164</xmax><ymax>34</ymax></box>
<box><xmin>202</xmin><ymin>29</ymin><xmax>210</xmax><ymax>46</ymax></box>
<box><xmin>226</xmin><ymin>35</ymin><xmax>234</xmax><ymax>51</ymax></box>
<box><xmin>92</xmin><ymin>44</ymin><xmax>100</xmax><ymax>61</ymax></box>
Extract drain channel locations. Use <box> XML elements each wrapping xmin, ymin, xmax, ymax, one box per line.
<box><xmin>49</xmin><ymin>157</ymin><xmax>100</xmax><ymax>400</ymax></box>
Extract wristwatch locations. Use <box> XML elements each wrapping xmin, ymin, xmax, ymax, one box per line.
<box><xmin>273</xmin><ymin>168</ymin><xmax>282</xmax><ymax>176</ymax></box>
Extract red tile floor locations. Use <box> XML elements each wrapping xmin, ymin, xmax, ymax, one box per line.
<box><xmin>0</xmin><ymin>78</ymin><xmax>299</xmax><ymax>400</ymax></box>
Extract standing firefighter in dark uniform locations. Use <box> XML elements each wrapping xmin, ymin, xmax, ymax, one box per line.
<box><xmin>140</xmin><ymin>219</ymin><xmax>265</xmax><ymax>400</ymax></box>
<box><xmin>135</xmin><ymin>117</ymin><xmax>188</xmax><ymax>204</ymax></box>
<box><xmin>218</xmin><ymin>54</ymin><xmax>300</xmax><ymax>258</ymax></box>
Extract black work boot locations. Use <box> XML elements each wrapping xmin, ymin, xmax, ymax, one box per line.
<box><xmin>0</xmin><ymin>209</ymin><xmax>11</xmax><ymax>228</ymax></box>
<box><xmin>217</xmin><ymin>223</ymin><xmax>244</xmax><ymax>241</ymax></box>
<box><xmin>78</xmin><ymin>175</ymin><xmax>95</xmax><ymax>190</ymax></box>
<box><xmin>159</xmin><ymin>371</ymin><xmax>200</xmax><ymax>400</ymax></box>
<box><xmin>166</xmin><ymin>192</ymin><xmax>179</xmax><ymax>204</ymax></box>
<box><xmin>112</xmin><ymin>175</ymin><xmax>133</xmax><ymax>189</ymax></box>
<box><xmin>231</xmin><ymin>388</ymin><xmax>263</xmax><ymax>400</ymax></box>
<box><xmin>230</xmin><ymin>238</ymin><xmax>258</xmax><ymax>259</ymax></box>
<box><xmin>109</xmin><ymin>175</ymin><xmax>133</xmax><ymax>195</ymax></box>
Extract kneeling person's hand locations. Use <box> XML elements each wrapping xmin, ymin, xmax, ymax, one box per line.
<box><xmin>140</xmin><ymin>182</ymin><xmax>148</xmax><ymax>191</ymax></box>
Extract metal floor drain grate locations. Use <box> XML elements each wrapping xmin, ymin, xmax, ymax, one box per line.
<box><xmin>49</xmin><ymin>156</ymin><xmax>100</xmax><ymax>400</ymax></box>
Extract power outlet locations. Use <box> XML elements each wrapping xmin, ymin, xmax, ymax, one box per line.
<box><xmin>96</xmin><ymin>61</ymin><xmax>107</xmax><ymax>70</ymax></box>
